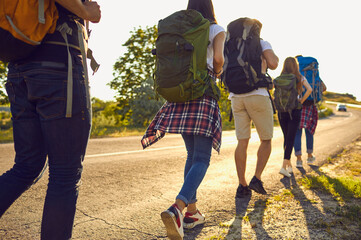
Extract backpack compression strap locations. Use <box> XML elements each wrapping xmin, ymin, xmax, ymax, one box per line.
<box><xmin>46</xmin><ymin>22</ymin><xmax>99</xmax><ymax>117</ymax></box>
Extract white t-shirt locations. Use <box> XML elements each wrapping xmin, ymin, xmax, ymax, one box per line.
<box><xmin>207</xmin><ymin>24</ymin><xmax>225</xmax><ymax>70</ymax></box>
<box><xmin>229</xmin><ymin>39</ymin><xmax>273</xmax><ymax>98</ymax></box>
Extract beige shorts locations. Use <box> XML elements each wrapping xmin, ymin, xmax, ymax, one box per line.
<box><xmin>231</xmin><ymin>95</ymin><xmax>274</xmax><ymax>140</ymax></box>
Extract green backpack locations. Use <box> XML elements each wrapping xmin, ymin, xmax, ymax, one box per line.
<box><xmin>273</xmin><ymin>74</ymin><xmax>300</xmax><ymax>117</ymax></box>
<box><xmin>152</xmin><ymin>9</ymin><xmax>217</xmax><ymax>102</ymax></box>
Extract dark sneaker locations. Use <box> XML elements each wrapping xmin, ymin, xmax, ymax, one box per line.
<box><xmin>183</xmin><ymin>209</ymin><xmax>205</xmax><ymax>229</ymax></box>
<box><xmin>249</xmin><ymin>176</ymin><xmax>267</xmax><ymax>195</ymax></box>
<box><xmin>161</xmin><ymin>204</ymin><xmax>184</xmax><ymax>240</ymax></box>
<box><xmin>235</xmin><ymin>184</ymin><xmax>251</xmax><ymax>198</ymax></box>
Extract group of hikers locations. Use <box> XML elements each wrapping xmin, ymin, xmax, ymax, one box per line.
<box><xmin>0</xmin><ymin>0</ymin><xmax>326</xmax><ymax>239</ymax></box>
<box><xmin>141</xmin><ymin>0</ymin><xmax>326</xmax><ymax>239</ymax></box>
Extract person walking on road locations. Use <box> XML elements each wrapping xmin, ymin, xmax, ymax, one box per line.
<box><xmin>0</xmin><ymin>1</ymin><xmax>101</xmax><ymax>239</ymax></box>
<box><xmin>141</xmin><ymin>0</ymin><xmax>225</xmax><ymax>239</ymax></box>
<box><xmin>274</xmin><ymin>57</ymin><xmax>312</xmax><ymax>178</ymax></box>
<box><xmin>224</xmin><ymin>18</ymin><xmax>279</xmax><ymax>198</ymax></box>
<box><xmin>294</xmin><ymin>79</ymin><xmax>327</xmax><ymax>168</ymax></box>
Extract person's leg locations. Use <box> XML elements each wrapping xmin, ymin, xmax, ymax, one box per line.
<box><xmin>235</xmin><ymin>139</ymin><xmax>249</xmax><ymax>186</ymax></box>
<box><xmin>180</xmin><ymin>134</ymin><xmax>196</xmax><ymax>213</ymax></box>
<box><xmin>176</xmin><ymin>135</ymin><xmax>212</xmax><ymax>208</ymax></box>
<box><xmin>305</xmin><ymin>128</ymin><xmax>314</xmax><ymax>157</ymax></box>
<box><xmin>231</xmin><ymin>97</ymin><xmax>251</xmax><ymax>187</ymax></box>
<box><xmin>255</xmin><ymin>139</ymin><xmax>272</xmax><ymax>179</ymax></box>
<box><xmin>27</xmin><ymin>58</ymin><xmax>91</xmax><ymax>239</ymax></box>
<box><xmin>246</xmin><ymin>95</ymin><xmax>273</xmax><ymax>181</ymax></box>
<box><xmin>0</xmin><ymin>63</ymin><xmax>47</xmax><ymax>217</ymax></box>
<box><xmin>294</xmin><ymin>128</ymin><xmax>303</xmax><ymax>160</ymax></box>
<box><xmin>162</xmin><ymin>135</ymin><xmax>212</xmax><ymax>235</ymax></box>
<box><xmin>278</xmin><ymin>112</ymin><xmax>290</xmax><ymax>169</ymax></box>
<box><xmin>284</xmin><ymin>110</ymin><xmax>301</xmax><ymax>161</ymax></box>
<box><xmin>305</xmin><ymin>128</ymin><xmax>315</xmax><ymax>164</ymax></box>
<box><xmin>245</xmin><ymin>95</ymin><xmax>273</xmax><ymax>194</ymax></box>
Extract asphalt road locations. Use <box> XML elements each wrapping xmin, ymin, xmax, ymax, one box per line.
<box><xmin>0</xmin><ymin>105</ymin><xmax>360</xmax><ymax>240</ymax></box>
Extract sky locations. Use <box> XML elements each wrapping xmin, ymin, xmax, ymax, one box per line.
<box><xmin>87</xmin><ymin>0</ymin><xmax>361</xmax><ymax>102</ymax></box>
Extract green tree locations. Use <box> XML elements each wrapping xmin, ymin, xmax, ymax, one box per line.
<box><xmin>129</xmin><ymin>77</ymin><xmax>164</xmax><ymax>127</ymax></box>
<box><xmin>109</xmin><ymin>25</ymin><xmax>159</xmax><ymax>123</ymax></box>
<box><xmin>91</xmin><ymin>97</ymin><xmax>108</xmax><ymax>115</ymax></box>
<box><xmin>0</xmin><ymin>61</ymin><xmax>8</xmax><ymax>105</ymax></box>
<box><xmin>217</xmin><ymin>82</ymin><xmax>234</xmax><ymax>130</ymax></box>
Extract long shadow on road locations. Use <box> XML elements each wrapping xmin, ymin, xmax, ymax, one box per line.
<box><xmin>281</xmin><ymin>164</ymin><xmax>361</xmax><ymax>239</ymax></box>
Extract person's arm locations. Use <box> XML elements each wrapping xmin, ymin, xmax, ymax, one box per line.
<box><xmin>299</xmin><ymin>78</ymin><xmax>312</xmax><ymax>104</ymax></box>
<box><xmin>212</xmin><ymin>31</ymin><xmax>226</xmax><ymax>77</ymax></box>
<box><xmin>321</xmin><ymin>80</ymin><xmax>327</xmax><ymax>92</ymax></box>
<box><xmin>55</xmin><ymin>0</ymin><xmax>101</xmax><ymax>23</ymax></box>
<box><xmin>262</xmin><ymin>49</ymin><xmax>279</xmax><ymax>70</ymax></box>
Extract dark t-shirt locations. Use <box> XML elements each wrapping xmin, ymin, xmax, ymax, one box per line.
<box><xmin>18</xmin><ymin>3</ymin><xmax>84</xmax><ymax>63</ymax></box>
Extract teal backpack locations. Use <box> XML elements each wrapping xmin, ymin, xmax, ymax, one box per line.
<box><xmin>152</xmin><ymin>9</ymin><xmax>217</xmax><ymax>102</ymax></box>
<box><xmin>273</xmin><ymin>74</ymin><xmax>300</xmax><ymax>117</ymax></box>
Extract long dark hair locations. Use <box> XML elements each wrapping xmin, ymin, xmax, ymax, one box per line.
<box><xmin>187</xmin><ymin>0</ymin><xmax>217</xmax><ymax>23</ymax></box>
<box><xmin>281</xmin><ymin>57</ymin><xmax>303</xmax><ymax>94</ymax></box>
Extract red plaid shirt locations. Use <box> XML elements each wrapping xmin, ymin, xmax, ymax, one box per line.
<box><xmin>299</xmin><ymin>104</ymin><xmax>318</xmax><ymax>135</ymax></box>
<box><xmin>141</xmin><ymin>95</ymin><xmax>222</xmax><ymax>152</ymax></box>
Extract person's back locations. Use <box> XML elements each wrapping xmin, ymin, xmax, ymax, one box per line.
<box><xmin>141</xmin><ymin>0</ymin><xmax>225</xmax><ymax>239</ymax></box>
<box><xmin>293</xmin><ymin>56</ymin><xmax>327</xmax><ymax>168</ymax></box>
<box><xmin>225</xmin><ymin>17</ymin><xmax>279</xmax><ymax>198</ymax></box>
<box><xmin>0</xmin><ymin>1</ymin><xmax>101</xmax><ymax>238</ymax></box>
<box><xmin>275</xmin><ymin>57</ymin><xmax>312</xmax><ymax>178</ymax></box>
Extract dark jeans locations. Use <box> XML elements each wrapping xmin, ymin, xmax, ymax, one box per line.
<box><xmin>0</xmin><ymin>55</ymin><xmax>91</xmax><ymax>239</ymax></box>
<box><xmin>176</xmin><ymin>134</ymin><xmax>212</xmax><ymax>205</ymax></box>
<box><xmin>278</xmin><ymin>109</ymin><xmax>301</xmax><ymax>160</ymax></box>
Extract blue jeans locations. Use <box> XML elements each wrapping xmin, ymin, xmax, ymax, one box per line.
<box><xmin>294</xmin><ymin>128</ymin><xmax>314</xmax><ymax>156</ymax></box>
<box><xmin>0</xmin><ymin>55</ymin><xmax>91</xmax><ymax>239</ymax></box>
<box><xmin>176</xmin><ymin>134</ymin><xmax>212</xmax><ymax>205</ymax></box>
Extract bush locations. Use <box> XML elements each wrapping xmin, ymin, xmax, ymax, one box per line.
<box><xmin>0</xmin><ymin>111</ymin><xmax>12</xmax><ymax>130</ymax></box>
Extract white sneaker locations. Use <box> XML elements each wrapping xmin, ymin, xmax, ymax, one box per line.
<box><xmin>307</xmin><ymin>156</ymin><xmax>316</xmax><ymax>164</ymax></box>
<box><xmin>287</xmin><ymin>166</ymin><xmax>293</xmax><ymax>174</ymax></box>
<box><xmin>296</xmin><ymin>160</ymin><xmax>303</xmax><ymax>168</ymax></box>
<box><xmin>161</xmin><ymin>204</ymin><xmax>184</xmax><ymax>240</ymax></box>
<box><xmin>279</xmin><ymin>167</ymin><xmax>291</xmax><ymax>177</ymax></box>
<box><xmin>183</xmin><ymin>210</ymin><xmax>205</xmax><ymax>229</ymax></box>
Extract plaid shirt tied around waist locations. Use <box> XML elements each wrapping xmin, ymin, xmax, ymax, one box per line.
<box><xmin>141</xmin><ymin>95</ymin><xmax>222</xmax><ymax>153</ymax></box>
<box><xmin>299</xmin><ymin>104</ymin><xmax>318</xmax><ymax>135</ymax></box>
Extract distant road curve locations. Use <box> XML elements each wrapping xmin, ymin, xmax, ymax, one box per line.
<box><xmin>326</xmin><ymin>100</ymin><xmax>361</xmax><ymax>108</ymax></box>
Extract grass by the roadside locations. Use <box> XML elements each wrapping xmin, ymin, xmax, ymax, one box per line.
<box><xmin>0</xmin><ymin>128</ymin><xmax>13</xmax><ymax>143</ymax></box>
<box><xmin>209</xmin><ymin>137</ymin><xmax>361</xmax><ymax>240</ymax></box>
<box><xmin>300</xmin><ymin>175</ymin><xmax>361</xmax><ymax>201</ymax></box>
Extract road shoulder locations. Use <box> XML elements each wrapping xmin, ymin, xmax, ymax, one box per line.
<box><xmin>195</xmin><ymin>135</ymin><xmax>361</xmax><ymax>240</ymax></box>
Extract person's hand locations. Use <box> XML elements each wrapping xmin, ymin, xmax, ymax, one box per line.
<box><xmin>83</xmin><ymin>1</ymin><xmax>101</xmax><ymax>23</ymax></box>
<box><xmin>215</xmin><ymin>68</ymin><xmax>223</xmax><ymax>78</ymax></box>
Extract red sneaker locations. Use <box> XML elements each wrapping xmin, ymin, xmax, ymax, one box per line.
<box><xmin>183</xmin><ymin>209</ymin><xmax>205</xmax><ymax>229</ymax></box>
<box><xmin>161</xmin><ymin>204</ymin><xmax>184</xmax><ymax>239</ymax></box>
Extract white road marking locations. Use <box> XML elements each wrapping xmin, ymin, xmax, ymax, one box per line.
<box><xmin>85</xmin><ymin>129</ymin><xmax>284</xmax><ymax>159</ymax></box>
<box><xmin>85</xmin><ymin>145</ymin><xmax>184</xmax><ymax>158</ymax></box>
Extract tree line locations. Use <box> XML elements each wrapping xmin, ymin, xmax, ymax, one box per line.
<box><xmin>2</xmin><ymin>25</ymin><xmax>346</xmax><ymax>133</ymax></box>
<box><xmin>0</xmin><ymin>25</ymin><xmax>234</xmax><ymax>131</ymax></box>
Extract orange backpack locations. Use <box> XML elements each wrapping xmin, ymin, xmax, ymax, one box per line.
<box><xmin>0</xmin><ymin>0</ymin><xmax>58</xmax><ymax>62</ymax></box>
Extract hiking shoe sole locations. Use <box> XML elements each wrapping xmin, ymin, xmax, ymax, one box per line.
<box><xmin>161</xmin><ymin>210</ymin><xmax>183</xmax><ymax>240</ymax></box>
